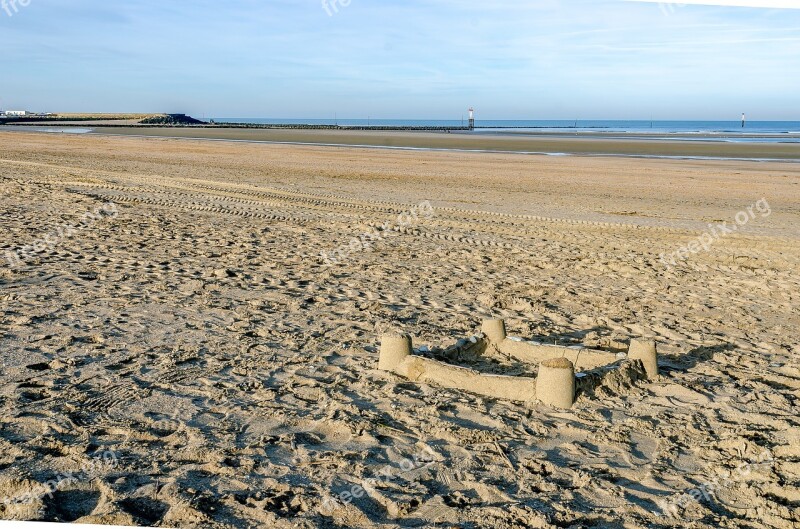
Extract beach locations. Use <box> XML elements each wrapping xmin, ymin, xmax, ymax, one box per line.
<box><xmin>1</xmin><ymin>130</ymin><xmax>798</xmax><ymax>528</ymax></box>
<box><xmin>87</xmin><ymin>127</ymin><xmax>800</xmax><ymax>161</ymax></box>
<box><xmin>5</xmin><ymin>124</ymin><xmax>800</xmax><ymax>160</ymax></box>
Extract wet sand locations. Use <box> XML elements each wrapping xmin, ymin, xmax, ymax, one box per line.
<box><xmin>1</xmin><ymin>131</ymin><xmax>799</xmax><ymax>528</ymax></box>
<box><xmin>83</xmin><ymin>126</ymin><xmax>800</xmax><ymax>160</ymax></box>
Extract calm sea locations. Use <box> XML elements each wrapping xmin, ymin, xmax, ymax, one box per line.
<box><xmin>212</xmin><ymin>118</ymin><xmax>800</xmax><ymax>142</ymax></box>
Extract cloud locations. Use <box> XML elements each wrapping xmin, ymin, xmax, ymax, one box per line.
<box><xmin>625</xmin><ymin>0</ymin><xmax>800</xmax><ymax>8</ymax></box>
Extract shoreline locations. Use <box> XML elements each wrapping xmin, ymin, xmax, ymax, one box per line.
<box><xmin>88</xmin><ymin>133</ymin><xmax>800</xmax><ymax>163</ymax></box>
<box><xmin>78</xmin><ymin>127</ymin><xmax>800</xmax><ymax>161</ymax></box>
<box><xmin>5</xmin><ymin>125</ymin><xmax>800</xmax><ymax>161</ymax></box>
<box><xmin>4</xmin><ymin>121</ymin><xmax>800</xmax><ymax>137</ymax></box>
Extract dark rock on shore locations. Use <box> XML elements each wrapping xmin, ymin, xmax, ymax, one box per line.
<box><xmin>139</xmin><ymin>114</ymin><xmax>207</xmax><ymax>125</ymax></box>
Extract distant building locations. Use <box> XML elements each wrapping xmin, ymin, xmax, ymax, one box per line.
<box><xmin>3</xmin><ymin>110</ymin><xmax>29</xmax><ymax>117</ymax></box>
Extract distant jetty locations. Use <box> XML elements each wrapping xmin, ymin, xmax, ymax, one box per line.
<box><xmin>179</xmin><ymin>123</ymin><xmax>471</xmax><ymax>131</ymax></box>
<box><xmin>0</xmin><ymin>113</ymin><xmax>205</xmax><ymax>126</ymax></box>
<box><xmin>0</xmin><ymin>113</ymin><xmax>471</xmax><ymax>131</ymax></box>
<box><xmin>1</xmin><ymin>112</ymin><xmax>605</xmax><ymax>131</ymax></box>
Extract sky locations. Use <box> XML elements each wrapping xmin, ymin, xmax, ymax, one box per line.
<box><xmin>1</xmin><ymin>0</ymin><xmax>799</xmax><ymax>120</ymax></box>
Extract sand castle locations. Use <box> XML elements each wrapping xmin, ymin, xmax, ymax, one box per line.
<box><xmin>379</xmin><ymin>319</ymin><xmax>659</xmax><ymax>408</ymax></box>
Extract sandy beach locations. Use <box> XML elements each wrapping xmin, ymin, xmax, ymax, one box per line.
<box><xmin>1</xmin><ymin>131</ymin><xmax>799</xmax><ymax>528</ymax></box>
<box><xmin>84</xmin><ymin>127</ymin><xmax>800</xmax><ymax>161</ymax></box>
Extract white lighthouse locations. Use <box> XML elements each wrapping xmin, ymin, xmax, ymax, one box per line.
<box><xmin>468</xmin><ymin>108</ymin><xmax>475</xmax><ymax>130</ymax></box>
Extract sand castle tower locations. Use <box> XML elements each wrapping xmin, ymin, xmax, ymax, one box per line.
<box><xmin>379</xmin><ymin>333</ymin><xmax>413</xmax><ymax>371</ymax></box>
<box><xmin>536</xmin><ymin>357</ymin><xmax>576</xmax><ymax>408</ymax></box>
<box><xmin>481</xmin><ymin>318</ymin><xmax>506</xmax><ymax>343</ymax></box>
<box><xmin>628</xmin><ymin>339</ymin><xmax>659</xmax><ymax>379</ymax></box>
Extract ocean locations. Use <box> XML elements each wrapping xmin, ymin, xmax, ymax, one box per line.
<box><xmin>211</xmin><ymin>119</ymin><xmax>800</xmax><ymax>142</ymax></box>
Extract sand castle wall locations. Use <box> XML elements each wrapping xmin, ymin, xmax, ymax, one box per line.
<box><xmin>379</xmin><ymin>319</ymin><xmax>659</xmax><ymax>408</ymax></box>
<box><xmin>395</xmin><ymin>356</ymin><xmax>538</xmax><ymax>403</ymax></box>
<box><xmin>497</xmin><ymin>340</ymin><xmax>622</xmax><ymax>372</ymax></box>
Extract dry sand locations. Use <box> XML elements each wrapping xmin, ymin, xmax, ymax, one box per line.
<box><xmin>0</xmin><ymin>131</ymin><xmax>798</xmax><ymax>528</ymax></box>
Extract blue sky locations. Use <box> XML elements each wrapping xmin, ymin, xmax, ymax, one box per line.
<box><xmin>1</xmin><ymin>0</ymin><xmax>799</xmax><ymax>119</ymax></box>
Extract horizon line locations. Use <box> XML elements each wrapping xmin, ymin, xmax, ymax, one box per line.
<box><xmin>208</xmin><ymin>117</ymin><xmax>796</xmax><ymax>121</ymax></box>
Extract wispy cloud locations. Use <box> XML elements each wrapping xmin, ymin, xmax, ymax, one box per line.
<box><xmin>626</xmin><ymin>0</ymin><xmax>800</xmax><ymax>8</ymax></box>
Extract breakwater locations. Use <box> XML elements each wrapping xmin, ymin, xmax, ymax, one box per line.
<box><xmin>1</xmin><ymin>121</ymin><xmax>471</xmax><ymax>131</ymax></box>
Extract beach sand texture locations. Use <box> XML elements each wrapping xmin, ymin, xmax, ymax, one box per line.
<box><xmin>86</xmin><ymin>126</ymin><xmax>800</xmax><ymax>160</ymax></box>
<box><xmin>1</xmin><ymin>132</ymin><xmax>799</xmax><ymax>528</ymax></box>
